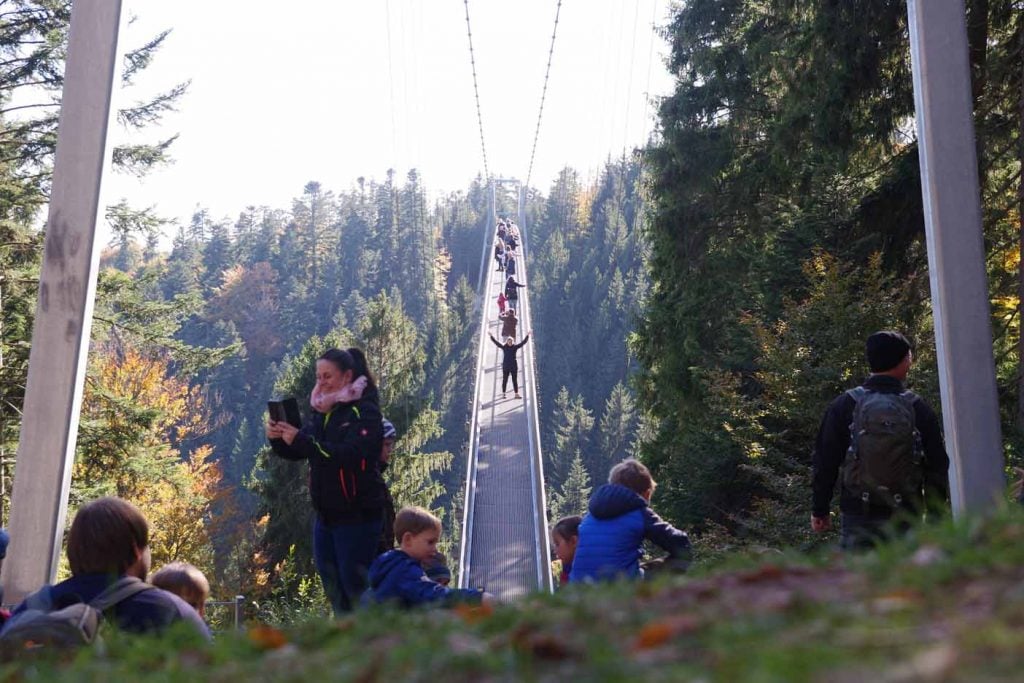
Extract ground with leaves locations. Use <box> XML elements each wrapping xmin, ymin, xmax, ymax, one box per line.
<box><xmin>5</xmin><ymin>510</ymin><xmax>1024</xmax><ymax>682</ymax></box>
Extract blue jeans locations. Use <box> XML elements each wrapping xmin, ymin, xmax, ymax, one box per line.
<box><xmin>313</xmin><ymin>515</ymin><xmax>382</xmax><ymax>614</ymax></box>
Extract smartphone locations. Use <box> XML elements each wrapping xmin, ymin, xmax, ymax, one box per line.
<box><xmin>267</xmin><ymin>397</ymin><xmax>301</xmax><ymax>428</ymax></box>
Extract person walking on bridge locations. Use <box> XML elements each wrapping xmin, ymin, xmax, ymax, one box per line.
<box><xmin>489</xmin><ymin>331</ymin><xmax>531</xmax><ymax>399</ymax></box>
<box><xmin>505</xmin><ymin>275</ymin><xmax>525</xmax><ymax>311</ymax></box>
<box><xmin>499</xmin><ymin>308</ymin><xmax>518</xmax><ymax>339</ymax></box>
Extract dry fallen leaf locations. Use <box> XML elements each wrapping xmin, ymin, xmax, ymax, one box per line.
<box><xmin>248</xmin><ymin>625</ymin><xmax>289</xmax><ymax>650</ymax></box>
<box><xmin>634</xmin><ymin>616</ymin><xmax>700</xmax><ymax>651</ymax></box>
<box><xmin>453</xmin><ymin>602</ymin><xmax>494</xmax><ymax>624</ymax></box>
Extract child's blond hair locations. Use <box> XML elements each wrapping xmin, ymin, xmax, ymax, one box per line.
<box><xmin>394</xmin><ymin>506</ymin><xmax>442</xmax><ymax>542</ymax></box>
<box><xmin>150</xmin><ymin>561</ymin><xmax>210</xmax><ymax>613</ymax></box>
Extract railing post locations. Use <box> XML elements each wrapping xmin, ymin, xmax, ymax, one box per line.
<box><xmin>906</xmin><ymin>0</ymin><xmax>1005</xmax><ymax>516</ymax></box>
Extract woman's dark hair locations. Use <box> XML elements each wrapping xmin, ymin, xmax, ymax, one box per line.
<box><xmin>318</xmin><ymin>346</ymin><xmax>378</xmax><ymax>393</ymax></box>
<box><xmin>552</xmin><ymin>515</ymin><xmax>582</xmax><ymax>541</ymax></box>
<box><xmin>68</xmin><ymin>497</ymin><xmax>149</xmax><ymax>576</ymax></box>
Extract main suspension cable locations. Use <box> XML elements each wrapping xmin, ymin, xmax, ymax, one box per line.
<box><xmin>463</xmin><ymin>0</ymin><xmax>490</xmax><ymax>181</ymax></box>
<box><xmin>524</xmin><ymin>0</ymin><xmax>563</xmax><ymax>192</ymax></box>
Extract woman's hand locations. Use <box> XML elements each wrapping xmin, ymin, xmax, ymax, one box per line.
<box><xmin>266</xmin><ymin>419</ymin><xmax>283</xmax><ymax>440</ymax></box>
<box><xmin>277</xmin><ymin>422</ymin><xmax>300</xmax><ymax>445</ymax></box>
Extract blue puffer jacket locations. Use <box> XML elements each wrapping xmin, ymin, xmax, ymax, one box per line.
<box><xmin>569</xmin><ymin>484</ymin><xmax>691</xmax><ymax>582</ymax></box>
<box><xmin>363</xmin><ymin>550</ymin><xmax>482</xmax><ymax>608</ymax></box>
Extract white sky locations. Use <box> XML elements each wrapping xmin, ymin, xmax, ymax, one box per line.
<box><xmin>103</xmin><ymin>0</ymin><xmax>675</xmax><ymax>237</ymax></box>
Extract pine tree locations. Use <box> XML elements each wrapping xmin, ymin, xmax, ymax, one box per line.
<box><xmin>549</xmin><ymin>451</ymin><xmax>591</xmax><ymax>521</ymax></box>
<box><xmin>596</xmin><ymin>382</ymin><xmax>637</xmax><ymax>477</ymax></box>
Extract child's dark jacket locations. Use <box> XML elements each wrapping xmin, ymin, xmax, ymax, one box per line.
<box><xmin>364</xmin><ymin>550</ymin><xmax>482</xmax><ymax>608</ymax></box>
<box><xmin>569</xmin><ymin>484</ymin><xmax>691</xmax><ymax>582</ymax></box>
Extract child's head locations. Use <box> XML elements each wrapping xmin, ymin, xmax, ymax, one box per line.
<box><xmin>394</xmin><ymin>506</ymin><xmax>442</xmax><ymax>563</ymax></box>
<box><xmin>609</xmin><ymin>458</ymin><xmax>656</xmax><ymax>501</ymax></box>
<box><xmin>422</xmin><ymin>550</ymin><xmax>451</xmax><ymax>586</ymax></box>
<box><xmin>150</xmin><ymin>561</ymin><xmax>210</xmax><ymax>617</ymax></box>
<box><xmin>551</xmin><ymin>515</ymin><xmax>582</xmax><ymax>566</ymax></box>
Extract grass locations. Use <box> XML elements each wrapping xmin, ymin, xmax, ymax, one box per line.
<box><xmin>5</xmin><ymin>507</ymin><xmax>1024</xmax><ymax>682</ymax></box>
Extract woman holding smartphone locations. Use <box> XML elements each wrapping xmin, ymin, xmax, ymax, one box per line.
<box><xmin>266</xmin><ymin>347</ymin><xmax>386</xmax><ymax>614</ymax></box>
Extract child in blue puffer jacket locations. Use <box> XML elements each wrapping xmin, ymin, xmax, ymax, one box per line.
<box><xmin>364</xmin><ymin>507</ymin><xmax>489</xmax><ymax>608</ymax></box>
<box><xmin>570</xmin><ymin>458</ymin><xmax>691</xmax><ymax>582</ymax></box>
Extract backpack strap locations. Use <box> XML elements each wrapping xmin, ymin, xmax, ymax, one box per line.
<box><xmin>846</xmin><ymin>386</ymin><xmax>868</xmax><ymax>403</ymax></box>
<box><xmin>88</xmin><ymin>577</ymin><xmax>156</xmax><ymax>612</ymax></box>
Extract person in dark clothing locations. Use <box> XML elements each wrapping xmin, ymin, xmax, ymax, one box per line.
<box><xmin>489</xmin><ymin>333</ymin><xmax>530</xmax><ymax>399</ymax></box>
<box><xmin>499</xmin><ymin>308</ymin><xmax>518</xmax><ymax>340</ymax></box>
<box><xmin>378</xmin><ymin>418</ymin><xmax>399</xmax><ymax>555</ymax></box>
<box><xmin>811</xmin><ymin>331</ymin><xmax>950</xmax><ymax>550</ymax></box>
<box><xmin>506</xmin><ymin>253</ymin><xmax>517</xmax><ymax>278</ymax></box>
<box><xmin>1</xmin><ymin>497</ymin><xmax>210</xmax><ymax>640</ymax></box>
<box><xmin>570</xmin><ymin>459</ymin><xmax>691</xmax><ymax>582</ymax></box>
<box><xmin>267</xmin><ymin>347</ymin><xmax>386</xmax><ymax>614</ymax></box>
<box><xmin>364</xmin><ymin>507</ymin><xmax>485</xmax><ymax>609</ymax></box>
<box><xmin>494</xmin><ymin>240</ymin><xmax>505</xmax><ymax>272</ymax></box>
<box><xmin>505</xmin><ymin>275</ymin><xmax>525</xmax><ymax>311</ymax></box>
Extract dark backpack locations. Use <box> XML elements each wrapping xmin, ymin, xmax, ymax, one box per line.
<box><xmin>0</xmin><ymin>577</ymin><xmax>155</xmax><ymax>658</ymax></box>
<box><xmin>843</xmin><ymin>387</ymin><xmax>924</xmax><ymax>509</ymax></box>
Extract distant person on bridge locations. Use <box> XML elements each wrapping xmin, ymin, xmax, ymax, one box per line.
<box><xmin>811</xmin><ymin>331</ymin><xmax>949</xmax><ymax>551</ymax></box>
<box><xmin>494</xmin><ymin>239</ymin><xmax>506</xmax><ymax>272</ymax></box>
<box><xmin>506</xmin><ymin>252</ymin><xmax>518</xmax><ymax>278</ymax></box>
<box><xmin>489</xmin><ymin>331</ymin><xmax>531</xmax><ymax>399</ymax></box>
<box><xmin>499</xmin><ymin>308</ymin><xmax>518</xmax><ymax>339</ymax></box>
<box><xmin>266</xmin><ymin>347</ymin><xmax>387</xmax><ymax>614</ymax></box>
<box><xmin>570</xmin><ymin>459</ymin><xmax>691</xmax><ymax>583</ymax></box>
<box><xmin>505</xmin><ymin>275</ymin><xmax>525</xmax><ymax>311</ymax></box>
<box><xmin>497</xmin><ymin>291</ymin><xmax>507</xmax><ymax>315</ymax></box>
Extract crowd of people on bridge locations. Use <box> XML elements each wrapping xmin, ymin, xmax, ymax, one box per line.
<box><xmin>492</xmin><ymin>219</ymin><xmax>530</xmax><ymax>401</ymax></box>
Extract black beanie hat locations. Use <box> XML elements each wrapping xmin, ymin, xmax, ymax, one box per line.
<box><xmin>866</xmin><ymin>331</ymin><xmax>911</xmax><ymax>372</ymax></box>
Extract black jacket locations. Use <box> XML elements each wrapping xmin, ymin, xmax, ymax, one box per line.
<box><xmin>490</xmin><ymin>334</ymin><xmax>529</xmax><ymax>369</ymax></box>
<box><xmin>505</xmin><ymin>278</ymin><xmax>525</xmax><ymax>299</ymax></box>
<box><xmin>812</xmin><ymin>375</ymin><xmax>949</xmax><ymax>518</ymax></box>
<box><xmin>270</xmin><ymin>389</ymin><xmax>386</xmax><ymax>524</ymax></box>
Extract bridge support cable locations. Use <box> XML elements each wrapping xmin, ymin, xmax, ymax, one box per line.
<box><xmin>524</xmin><ymin>0</ymin><xmax>563</xmax><ymax>191</ymax></box>
<box><xmin>463</xmin><ymin>0</ymin><xmax>491</xmax><ymax>181</ymax></box>
<box><xmin>458</xmin><ymin>179</ymin><xmax>553</xmax><ymax>599</ymax></box>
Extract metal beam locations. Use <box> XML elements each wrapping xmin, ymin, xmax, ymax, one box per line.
<box><xmin>907</xmin><ymin>0</ymin><xmax>1005</xmax><ymax>515</ymax></box>
<box><xmin>1</xmin><ymin>0</ymin><xmax>123</xmax><ymax>602</ymax></box>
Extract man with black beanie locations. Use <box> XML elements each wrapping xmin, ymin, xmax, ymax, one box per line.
<box><xmin>811</xmin><ymin>331</ymin><xmax>950</xmax><ymax>550</ymax></box>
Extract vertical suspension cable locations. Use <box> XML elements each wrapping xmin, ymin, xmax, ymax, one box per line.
<box><xmin>463</xmin><ymin>0</ymin><xmax>490</xmax><ymax>181</ymax></box>
<box><xmin>621</xmin><ymin>0</ymin><xmax>642</xmax><ymax>156</ymax></box>
<box><xmin>384</xmin><ymin>0</ymin><xmax>399</xmax><ymax>165</ymax></box>
<box><xmin>525</xmin><ymin>0</ymin><xmax>563</xmax><ymax>192</ymax></box>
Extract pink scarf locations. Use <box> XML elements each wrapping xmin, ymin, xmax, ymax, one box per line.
<box><xmin>310</xmin><ymin>375</ymin><xmax>367</xmax><ymax>413</ymax></box>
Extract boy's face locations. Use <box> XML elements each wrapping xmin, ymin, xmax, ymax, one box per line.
<box><xmin>402</xmin><ymin>528</ymin><xmax>440</xmax><ymax>563</ymax></box>
<box><xmin>552</xmin><ymin>532</ymin><xmax>578</xmax><ymax>565</ymax></box>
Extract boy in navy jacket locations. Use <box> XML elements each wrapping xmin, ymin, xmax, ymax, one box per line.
<box><xmin>570</xmin><ymin>458</ymin><xmax>691</xmax><ymax>582</ymax></box>
<box><xmin>364</xmin><ymin>507</ymin><xmax>488</xmax><ymax>608</ymax></box>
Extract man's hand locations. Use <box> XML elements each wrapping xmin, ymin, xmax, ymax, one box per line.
<box><xmin>811</xmin><ymin>514</ymin><xmax>831</xmax><ymax>532</ymax></box>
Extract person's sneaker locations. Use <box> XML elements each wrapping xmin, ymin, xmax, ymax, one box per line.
<box><xmin>514</xmin><ymin>393</ymin><xmax>521</xmax><ymax>399</ymax></box>
<box><xmin>501</xmin><ymin>392</ymin><xmax>506</xmax><ymax>399</ymax></box>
